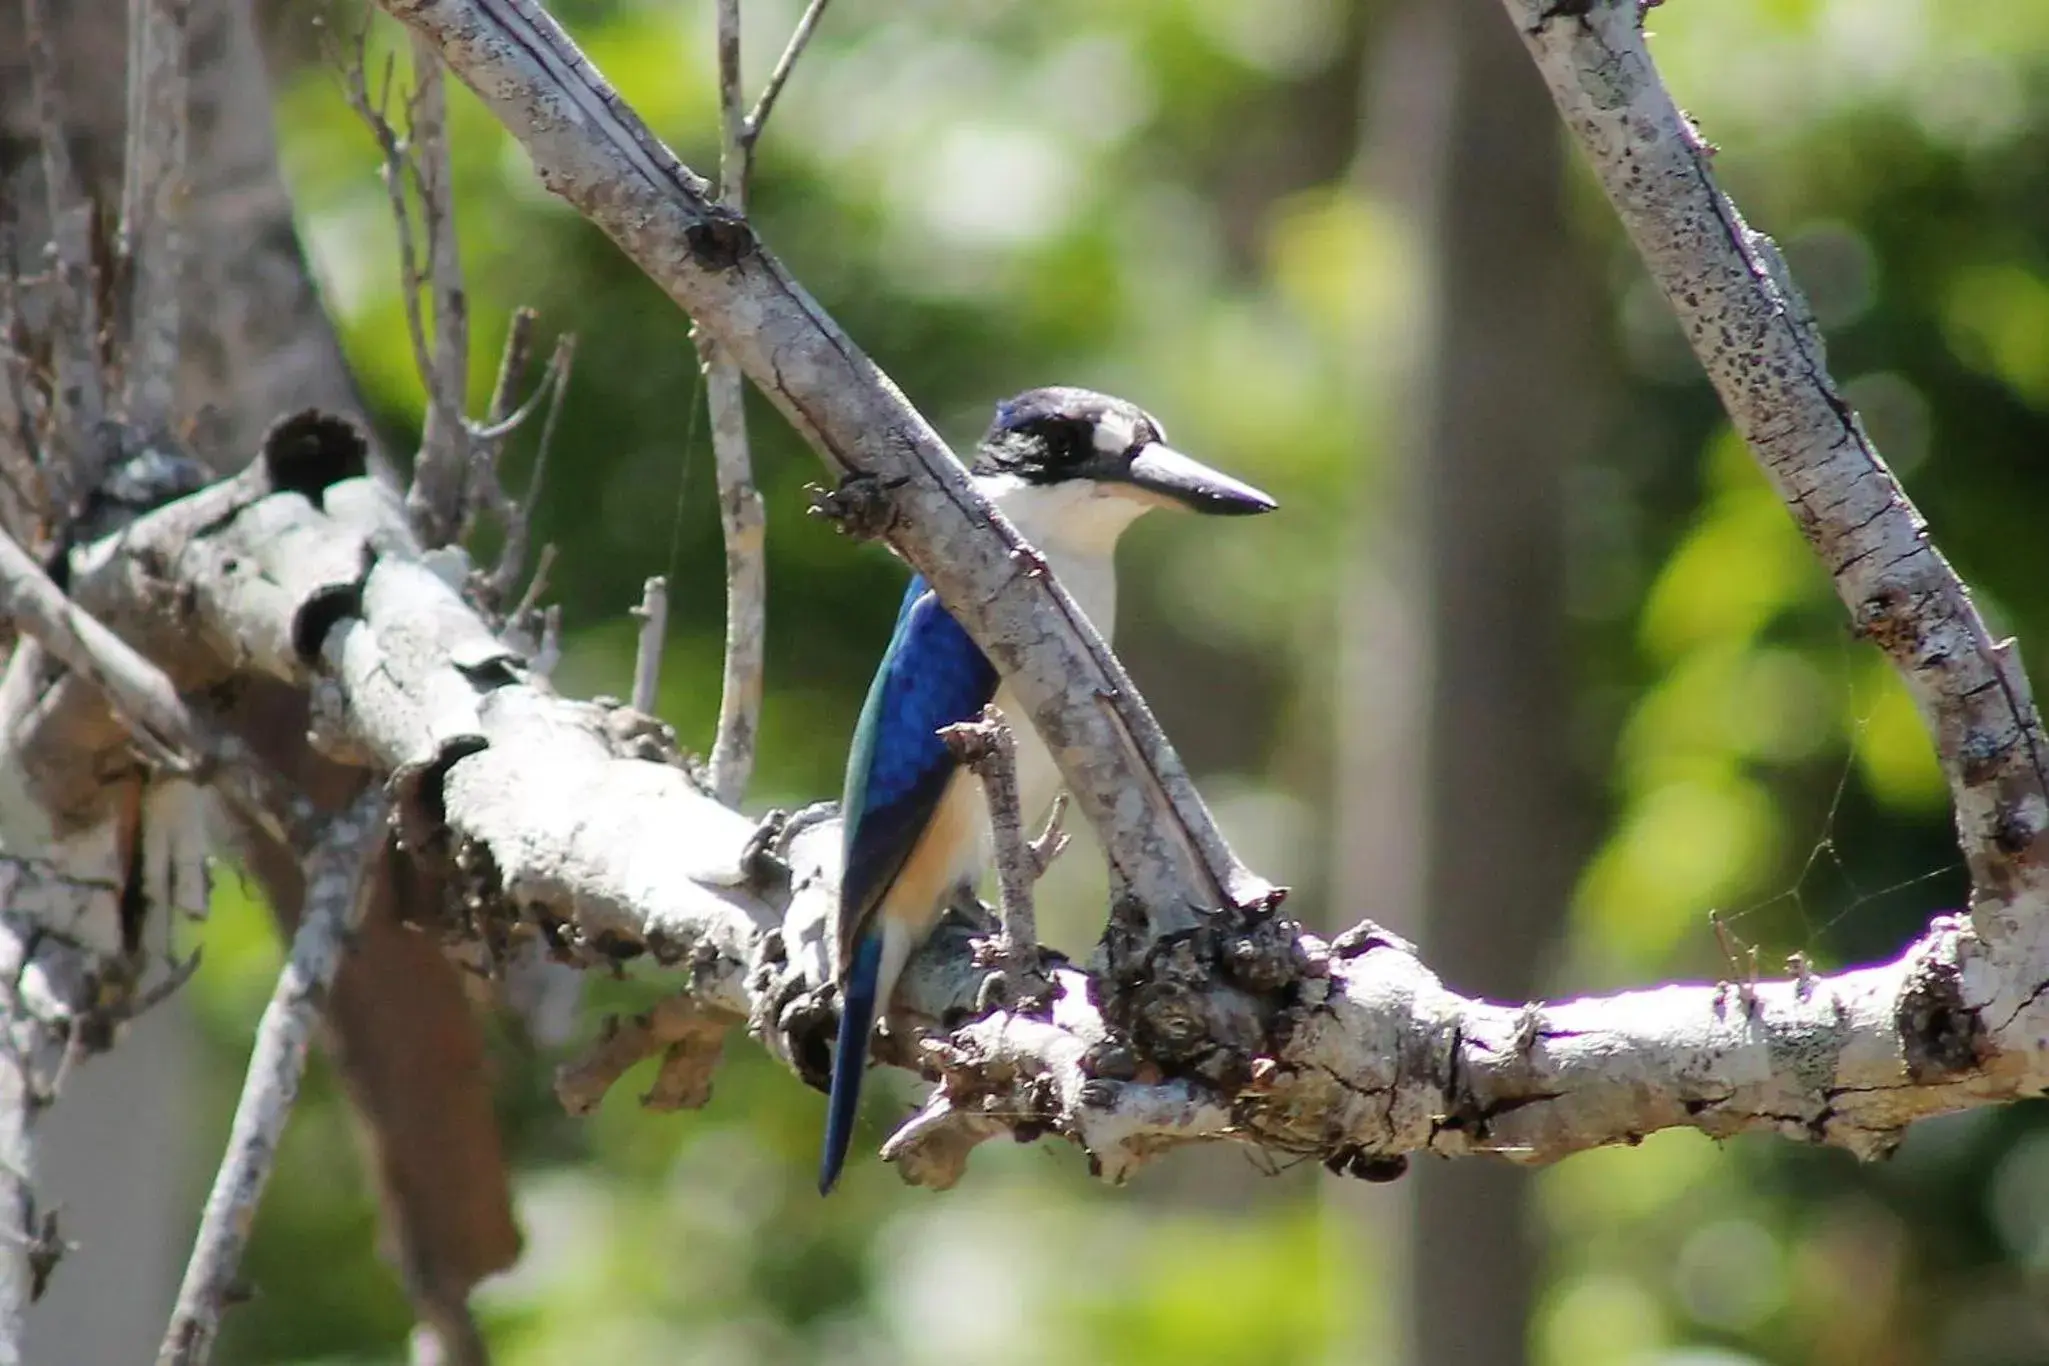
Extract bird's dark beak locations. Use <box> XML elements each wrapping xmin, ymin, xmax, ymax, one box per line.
<box><xmin>1118</xmin><ymin>444</ymin><xmax>1278</xmax><ymax>516</ymax></box>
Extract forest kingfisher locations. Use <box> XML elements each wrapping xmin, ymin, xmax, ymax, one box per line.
<box><xmin>819</xmin><ymin>386</ymin><xmax>1277</xmax><ymax>1194</ymax></box>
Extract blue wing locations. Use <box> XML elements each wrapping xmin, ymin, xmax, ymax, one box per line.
<box><xmin>838</xmin><ymin>576</ymin><xmax>998</xmax><ymax>965</ymax></box>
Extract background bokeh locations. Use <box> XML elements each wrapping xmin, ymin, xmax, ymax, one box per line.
<box><xmin>184</xmin><ymin>0</ymin><xmax>2049</xmax><ymax>1360</ymax></box>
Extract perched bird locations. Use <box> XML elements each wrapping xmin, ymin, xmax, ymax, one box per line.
<box><xmin>819</xmin><ymin>386</ymin><xmax>1276</xmax><ymax>1193</ymax></box>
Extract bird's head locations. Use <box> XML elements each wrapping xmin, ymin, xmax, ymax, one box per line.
<box><xmin>970</xmin><ymin>387</ymin><xmax>1276</xmax><ymax>549</ymax></box>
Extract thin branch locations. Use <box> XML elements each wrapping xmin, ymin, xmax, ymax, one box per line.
<box><xmin>940</xmin><ymin>707</ymin><xmax>1053</xmax><ymax>1010</ymax></box>
<box><xmin>699</xmin><ymin>345</ymin><xmax>764</xmax><ymax>806</ymax></box>
<box><xmin>0</xmin><ymin>915</ymin><xmax>98</xmax><ymax>1356</ymax></box>
<box><xmin>629</xmin><ymin>576</ymin><xmax>667</xmax><ymax>714</ymax></box>
<box><xmin>693</xmin><ymin>0</ymin><xmax>773</xmax><ymax>807</ymax></box>
<box><xmin>156</xmin><ymin>788</ymin><xmax>387</xmax><ymax>1366</ymax></box>
<box><xmin>713</xmin><ymin>0</ymin><xmax>745</xmax><ymax>201</ymax></box>
<box><xmin>553</xmin><ymin>994</ymin><xmax>737</xmax><ymax>1115</ymax></box>
<box><xmin>484</xmin><ymin>306</ymin><xmax>535</xmax><ymax>428</ymax></box>
<box><xmin>743</xmin><ymin>0</ymin><xmax>834</xmax><ymax>153</ymax></box>
<box><xmin>344</xmin><ymin>41</ymin><xmax>437</xmax><ymax>434</ymax></box>
<box><xmin>119</xmin><ymin>0</ymin><xmax>192</xmax><ymax>435</ymax></box>
<box><xmin>490</xmin><ymin>334</ymin><xmax>573</xmax><ymax>606</ymax></box>
<box><xmin>0</xmin><ymin>528</ymin><xmax>195</xmax><ymax>770</ymax></box>
<box><xmin>403</xmin><ymin>37</ymin><xmax>471</xmax><ymax>547</ymax></box>
<box><xmin>1501</xmin><ymin>0</ymin><xmax>2049</xmax><ymax>939</ymax></box>
<box><xmin>459</xmin><ymin>305</ymin><xmax>535</xmax><ymax>545</ymax></box>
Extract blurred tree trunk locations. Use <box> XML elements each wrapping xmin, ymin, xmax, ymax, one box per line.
<box><xmin>0</xmin><ymin>0</ymin><xmax>513</xmax><ymax>1352</ymax></box>
<box><xmin>1340</xmin><ymin>0</ymin><xmax>1601</xmax><ymax>1361</ymax></box>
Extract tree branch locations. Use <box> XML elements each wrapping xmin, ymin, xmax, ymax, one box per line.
<box><xmin>692</xmin><ymin>0</ymin><xmax>772</xmax><ymax>807</ymax></box>
<box><xmin>743</xmin><ymin>0</ymin><xmax>833</xmax><ymax>154</ymax></box>
<box><xmin>0</xmin><ymin>528</ymin><xmax>198</xmax><ymax>771</ymax></box>
<box><xmin>57</xmin><ymin>409</ymin><xmax>2049</xmax><ymax>1189</ymax></box>
<box><xmin>940</xmin><ymin>707</ymin><xmax>1056</xmax><ymax>1011</ymax></box>
<box><xmin>1499</xmin><ymin>0</ymin><xmax>2049</xmax><ymax>938</ymax></box>
<box><xmin>629</xmin><ymin>575</ymin><xmax>666</xmax><ymax>715</ymax></box>
<box><xmin>156</xmin><ymin>788</ymin><xmax>387</xmax><ymax>1366</ymax></box>
<box><xmin>402</xmin><ymin>37</ymin><xmax>472</xmax><ymax>548</ymax></box>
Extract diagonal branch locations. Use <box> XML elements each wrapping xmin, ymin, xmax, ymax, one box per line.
<box><xmin>0</xmin><ymin>529</ymin><xmax>197</xmax><ymax>771</ymax></box>
<box><xmin>156</xmin><ymin>788</ymin><xmax>388</xmax><ymax>1366</ymax></box>
<box><xmin>1499</xmin><ymin>0</ymin><xmax>2049</xmax><ymax>939</ymax></box>
<box><xmin>744</xmin><ymin>0</ymin><xmax>833</xmax><ymax>154</ymax></box>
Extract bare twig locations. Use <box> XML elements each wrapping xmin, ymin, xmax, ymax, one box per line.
<box><xmin>530</xmin><ymin>602</ymin><xmax>561</xmax><ymax>677</ymax></box>
<box><xmin>490</xmin><ymin>334</ymin><xmax>573</xmax><ymax>606</ymax></box>
<box><xmin>0</xmin><ymin>917</ymin><xmax>99</xmax><ymax>1356</ymax></box>
<box><xmin>403</xmin><ymin>37</ymin><xmax>471</xmax><ymax>547</ymax></box>
<box><xmin>743</xmin><ymin>0</ymin><xmax>834</xmax><ymax>156</ymax></box>
<box><xmin>344</xmin><ymin>38</ymin><xmax>437</xmax><ymax>412</ymax></box>
<box><xmin>940</xmin><ymin>708</ymin><xmax>1054</xmax><ymax>1011</ymax></box>
<box><xmin>699</xmin><ymin>345</ymin><xmax>764</xmax><ymax>806</ymax></box>
<box><xmin>712</xmin><ymin>0</ymin><xmax>746</xmax><ymax>197</ymax></box>
<box><xmin>484</xmin><ymin>307</ymin><xmax>535</xmax><ymax>428</ymax></box>
<box><xmin>1029</xmin><ymin>793</ymin><xmax>1070</xmax><ymax>878</ymax></box>
<box><xmin>692</xmin><ymin>0</ymin><xmax>783</xmax><ymax>808</ymax></box>
<box><xmin>629</xmin><ymin>576</ymin><xmax>667</xmax><ymax>714</ymax></box>
<box><xmin>119</xmin><ymin>0</ymin><xmax>192</xmax><ymax>435</ymax></box>
<box><xmin>553</xmin><ymin>994</ymin><xmax>737</xmax><ymax>1115</ymax></box>
<box><xmin>459</xmin><ymin>306</ymin><xmax>535</xmax><ymax>545</ymax></box>
<box><xmin>156</xmin><ymin>789</ymin><xmax>388</xmax><ymax>1366</ymax></box>
<box><xmin>0</xmin><ymin>528</ymin><xmax>196</xmax><ymax>770</ymax></box>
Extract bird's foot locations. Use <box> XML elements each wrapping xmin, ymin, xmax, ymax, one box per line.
<box><xmin>971</xmin><ymin>934</ymin><xmax>1057</xmax><ymax>1018</ymax></box>
<box><xmin>806</xmin><ymin>471</ymin><xmax>907</xmax><ymax>541</ymax></box>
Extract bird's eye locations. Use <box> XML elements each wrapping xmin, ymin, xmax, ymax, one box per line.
<box><xmin>1021</xmin><ymin>417</ymin><xmax>1092</xmax><ymax>466</ymax></box>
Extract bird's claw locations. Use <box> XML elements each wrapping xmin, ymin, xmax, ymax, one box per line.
<box><xmin>807</xmin><ymin>472</ymin><xmax>907</xmax><ymax>541</ymax></box>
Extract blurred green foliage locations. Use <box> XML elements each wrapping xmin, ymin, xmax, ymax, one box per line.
<box><xmin>184</xmin><ymin>0</ymin><xmax>2049</xmax><ymax>1360</ymax></box>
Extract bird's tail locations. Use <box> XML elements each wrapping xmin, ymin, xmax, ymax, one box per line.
<box><xmin>819</xmin><ymin>933</ymin><xmax>884</xmax><ymax>1195</ymax></box>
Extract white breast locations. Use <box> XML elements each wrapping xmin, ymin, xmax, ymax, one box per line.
<box><xmin>974</xmin><ymin>474</ymin><xmax>1147</xmax><ymax>846</ymax></box>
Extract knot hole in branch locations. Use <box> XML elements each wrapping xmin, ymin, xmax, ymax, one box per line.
<box><xmin>684</xmin><ymin>209</ymin><xmax>756</xmax><ymax>270</ymax></box>
<box><xmin>261</xmin><ymin>409</ymin><xmax>370</xmax><ymax>508</ymax></box>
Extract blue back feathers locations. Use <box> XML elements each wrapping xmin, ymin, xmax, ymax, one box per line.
<box><xmin>839</xmin><ymin>576</ymin><xmax>999</xmax><ymax>944</ymax></box>
<box><xmin>823</xmin><ymin>577</ymin><xmax>997</xmax><ymax>1194</ymax></box>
